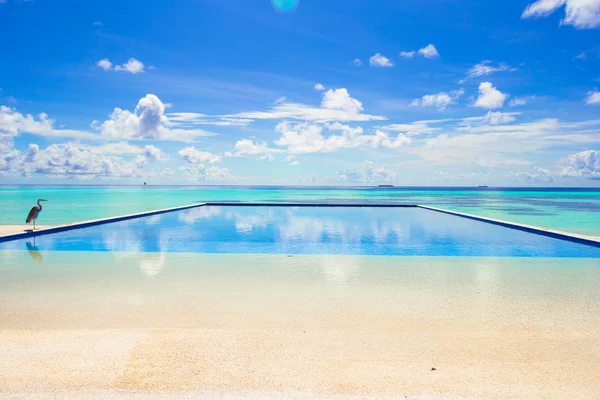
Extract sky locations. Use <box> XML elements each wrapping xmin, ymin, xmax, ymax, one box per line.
<box><xmin>1</xmin><ymin>0</ymin><xmax>599</xmax><ymax>186</ymax></box>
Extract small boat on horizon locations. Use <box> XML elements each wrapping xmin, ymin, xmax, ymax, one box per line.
<box><xmin>378</xmin><ymin>185</ymin><xmax>394</xmax><ymax>188</ymax></box>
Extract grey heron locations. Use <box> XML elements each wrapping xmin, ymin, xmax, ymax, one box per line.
<box><xmin>26</xmin><ymin>199</ymin><xmax>48</xmax><ymax>230</ymax></box>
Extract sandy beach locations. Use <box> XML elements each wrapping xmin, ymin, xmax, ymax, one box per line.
<box><xmin>0</xmin><ymin>253</ymin><xmax>599</xmax><ymax>399</ymax></box>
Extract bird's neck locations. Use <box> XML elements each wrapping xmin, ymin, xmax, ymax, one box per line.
<box><xmin>37</xmin><ymin>200</ymin><xmax>42</xmax><ymax>210</ymax></box>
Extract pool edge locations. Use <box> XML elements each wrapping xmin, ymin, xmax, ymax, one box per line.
<box><xmin>417</xmin><ymin>205</ymin><xmax>600</xmax><ymax>248</ymax></box>
<box><xmin>0</xmin><ymin>203</ymin><xmax>207</xmax><ymax>243</ymax></box>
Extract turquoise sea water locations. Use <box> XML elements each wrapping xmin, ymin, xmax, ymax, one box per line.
<box><xmin>1</xmin><ymin>186</ymin><xmax>599</xmax><ymax>236</ymax></box>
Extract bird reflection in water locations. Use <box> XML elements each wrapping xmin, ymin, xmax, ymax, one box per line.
<box><xmin>26</xmin><ymin>240</ymin><xmax>43</xmax><ymax>264</ymax></box>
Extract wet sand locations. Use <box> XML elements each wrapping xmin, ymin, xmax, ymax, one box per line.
<box><xmin>0</xmin><ymin>253</ymin><xmax>599</xmax><ymax>399</ymax></box>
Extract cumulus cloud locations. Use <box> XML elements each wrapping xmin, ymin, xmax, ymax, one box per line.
<box><xmin>178</xmin><ymin>146</ymin><xmax>221</xmax><ymax>164</ymax></box>
<box><xmin>369</xmin><ymin>53</ymin><xmax>393</xmax><ymax>67</ymax></box>
<box><xmin>338</xmin><ymin>161</ymin><xmax>396</xmax><ymax>183</ymax></box>
<box><xmin>400</xmin><ymin>51</ymin><xmax>416</xmax><ymax>59</ymax></box>
<box><xmin>521</xmin><ymin>0</ymin><xmax>600</xmax><ymax>29</ymax></box>
<box><xmin>509</xmin><ymin>166</ymin><xmax>554</xmax><ymax>183</ymax></box>
<box><xmin>474</xmin><ymin>82</ymin><xmax>508</xmax><ymax>109</ymax></box>
<box><xmin>225</xmin><ymin>88</ymin><xmax>385</xmax><ymax>122</ymax></box>
<box><xmin>96</xmin><ymin>58</ymin><xmax>112</xmax><ymax>71</ymax></box>
<box><xmin>97</xmin><ymin>94</ymin><xmax>214</xmax><ymax>141</ymax></box>
<box><xmin>558</xmin><ymin>150</ymin><xmax>600</xmax><ymax>178</ymax></box>
<box><xmin>1</xmin><ymin>142</ymin><xmax>164</xmax><ymax>179</ymax></box>
<box><xmin>232</xmin><ymin>139</ymin><xmax>283</xmax><ymax>159</ymax></box>
<box><xmin>321</xmin><ymin>88</ymin><xmax>363</xmax><ymax>114</ymax></box>
<box><xmin>273</xmin><ymin>121</ymin><xmax>410</xmax><ymax>154</ymax></box>
<box><xmin>314</xmin><ymin>83</ymin><xmax>325</xmax><ymax>91</ymax></box>
<box><xmin>97</xmin><ymin>58</ymin><xmax>146</xmax><ymax>74</ymax></box>
<box><xmin>586</xmin><ymin>90</ymin><xmax>600</xmax><ymax>104</ymax></box>
<box><xmin>114</xmin><ymin>58</ymin><xmax>145</xmax><ymax>74</ymax></box>
<box><xmin>410</xmin><ymin>89</ymin><xmax>464</xmax><ymax>110</ymax></box>
<box><xmin>351</xmin><ymin>58</ymin><xmax>363</xmax><ymax>66</ymax></box>
<box><xmin>418</xmin><ymin>44</ymin><xmax>440</xmax><ymax>58</ymax></box>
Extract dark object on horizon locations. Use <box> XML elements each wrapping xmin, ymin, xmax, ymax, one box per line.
<box><xmin>378</xmin><ymin>185</ymin><xmax>394</xmax><ymax>188</ymax></box>
<box><xmin>431</xmin><ymin>367</ymin><xmax>437</xmax><ymax>371</ymax></box>
<box><xmin>26</xmin><ymin>199</ymin><xmax>48</xmax><ymax>230</ymax></box>
<box><xmin>478</xmin><ymin>185</ymin><xmax>489</xmax><ymax>188</ymax></box>
<box><xmin>144</xmin><ymin>182</ymin><xmax>147</xmax><ymax>186</ymax></box>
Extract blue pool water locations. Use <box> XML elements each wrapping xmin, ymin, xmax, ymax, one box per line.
<box><xmin>1</xmin><ymin>206</ymin><xmax>599</xmax><ymax>257</ymax></box>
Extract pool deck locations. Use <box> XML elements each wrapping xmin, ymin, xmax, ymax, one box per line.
<box><xmin>1</xmin><ymin>202</ymin><xmax>599</xmax><ymax>247</ymax></box>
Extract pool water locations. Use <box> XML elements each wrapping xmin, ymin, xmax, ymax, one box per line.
<box><xmin>1</xmin><ymin>206</ymin><xmax>599</xmax><ymax>257</ymax></box>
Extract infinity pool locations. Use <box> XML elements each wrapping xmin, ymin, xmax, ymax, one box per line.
<box><xmin>1</xmin><ymin>206</ymin><xmax>599</xmax><ymax>257</ymax></box>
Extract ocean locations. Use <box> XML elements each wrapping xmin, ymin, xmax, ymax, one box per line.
<box><xmin>1</xmin><ymin>185</ymin><xmax>599</xmax><ymax>236</ymax></box>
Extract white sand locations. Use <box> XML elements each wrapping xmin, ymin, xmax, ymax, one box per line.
<box><xmin>0</xmin><ymin>253</ymin><xmax>598</xmax><ymax>399</ymax></box>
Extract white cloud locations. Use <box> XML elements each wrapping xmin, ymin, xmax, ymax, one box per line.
<box><xmin>558</xmin><ymin>150</ymin><xmax>600</xmax><ymax>178</ymax></box>
<box><xmin>290</xmin><ymin>160</ymin><xmax>300</xmax><ymax>166</ymax></box>
<box><xmin>92</xmin><ymin>21</ymin><xmax>103</xmax><ymax>26</ymax></box>
<box><xmin>167</xmin><ymin>112</ymin><xmax>252</xmax><ymax>127</ymax></box>
<box><xmin>482</xmin><ymin>111</ymin><xmax>519</xmax><ymax>125</ymax></box>
<box><xmin>509</xmin><ymin>97</ymin><xmax>528</xmax><ymax>107</ymax></box>
<box><xmin>321</xmin><ymin>88</ymin><xmax>364</xmax><ymax>114</ymax></box>
<box><xmin>98</xmin><ymin>94</ymin><xmax>214</xmax><ymax>141</ymax></box>
<box><xmin>586</xmin><ymin>90</ymin><xmax>600</xmax><ymax>104</ymax></box>
<box><xmin>418</xmin><ymin>44</ymin><xmax>439</xmax><ymax>59</ymax></box>
<box><xmin>410</xmin><ymin>89</ymin><xmax>464</xmax><ymax>110</ymax></box>
<box><xmin>233</xmin><ymin>139</ymin><xmax>283</xmax><ymax>158</ymax></box>
<box><xmin>225</xmin><ymin>88</ymin><xmax>385</xmax><ymax>122</ymax></box>
<box><xmin>474</xmin><ymin>82</ymin><xmax>508</xmax><ymax>109</ymax></box>
<box><xmin>522</xmin><ymin>0</ymin><xmax>600</xmax><ymax>29</ymax></box>
<box><xmin>96</xmin><ymin>58</ymin><xmax>113</xmax><ymax>71</ymax></box>
<box><xmin>465</xmin><ymin>61</ymin><xmax>510</xmax><ymax>79</ymax></box>
<box><xmin>339</xmin><ymin>161</ymin><xmax>396</xmax><ymax>183</ymax></box>
<box><xmin>273</xmin><ymin>121</ymin><xmax>410</xmax><ymax>154</ymax></box>
<box><xmin>178</xmin><ymin>146</ymin><xmax>221</xmax><ymax>164</ymax></box>
<box><xmin>400</xmin><ymin>51</ymin><xmax>416</xmax><ymax>59</ymax></box>
<box><xmin>510</xmin><ymin>166</ymin><xmax>554</xmax><ymax>183</ymax></box>
<box><xmin>179</xmin><ymin>164</ymin><xmax>232</xmax><ymax>182</ymax></box>
<box><xmin>0</xmin><ymin>97</ymin><xmax>214</xmax><ymax>145</ymax></box>
<box><xmin>351</xmin><ymin>58</ymin><xmax>363</xmax><ymax>66</ymax></box>
<box><xmin>0</xmin><ymin>105</ymin><xmax>99</xmax><ymax>141</ymax></box>
<box><xmin>1</xmin><ymin>142</ymin><xmax>164</xmax><ymax>179</ymax></box>
<box><xmin>314</xmin><ymin>83</ymin><xmax>325</xmax><ymax>91</ymax></box>
<box><xmin>114</xmin><ymin>58</ymin><xmax>145</xmax><ymax>74</ymax></box>
<box><xmin>369</xmin><ymin>53</ymin><xmax>393</xmax><ymax>67</ymax></box>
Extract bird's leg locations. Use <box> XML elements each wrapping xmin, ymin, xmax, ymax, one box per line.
<box><xmin>33</xmin><ymin>221</ymin><xmax>36</xmax><ymax>230</ymax></box>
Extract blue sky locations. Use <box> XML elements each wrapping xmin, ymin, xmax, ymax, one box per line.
<box><xmin>1</xmin><ymin>0</ymin><xmax>599</xmax><ymax>186</ymax></box>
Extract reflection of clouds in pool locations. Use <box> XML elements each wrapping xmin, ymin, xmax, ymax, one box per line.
<box><xmin>138</xmin><ymin>252</ymin><xmax>166</xmax><ymax>277</ymax></box>
<box><xmin>278</xmin><ymin>210</ymin><xmax>407</xmax><ymax>244</ymax></box>
<box><xmin>103</xmin><ymin>226</ymin><xmax>142</xmax><ymax>253</ymax></box>
<box><xmin>145</xmin><ymin>215</ymin><xmax>162</xmax><ymax>225</ymax></box>
<box><xmin>179</xmin><ymin>206</ymin><xmax>222</xmax><ymax>224</ymax></box>
<box><xmin>320</xmin><ymin>256</ymin><xmax>360</xmax><ymax>286</ymax></box>
<box><xmin>227</xmin><ymin>209</ymin><xmax>275</xmax><ymax>233</ymax></box>
<box><xmin>279</xmin><ymin>215</ymin><xmax>347</xmax><ymax>242</ymax></box>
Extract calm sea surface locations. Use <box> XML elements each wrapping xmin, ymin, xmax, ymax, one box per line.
<box><xmin>1</xmin><ymin>185</ymin><xmax>599</xmax><ymax>236</ymax></box>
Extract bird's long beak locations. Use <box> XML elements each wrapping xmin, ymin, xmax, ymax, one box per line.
<box><xmin>41</xmin><ymin>199</ymin><xmax>48</xmax><ymax>202</ymax></box>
